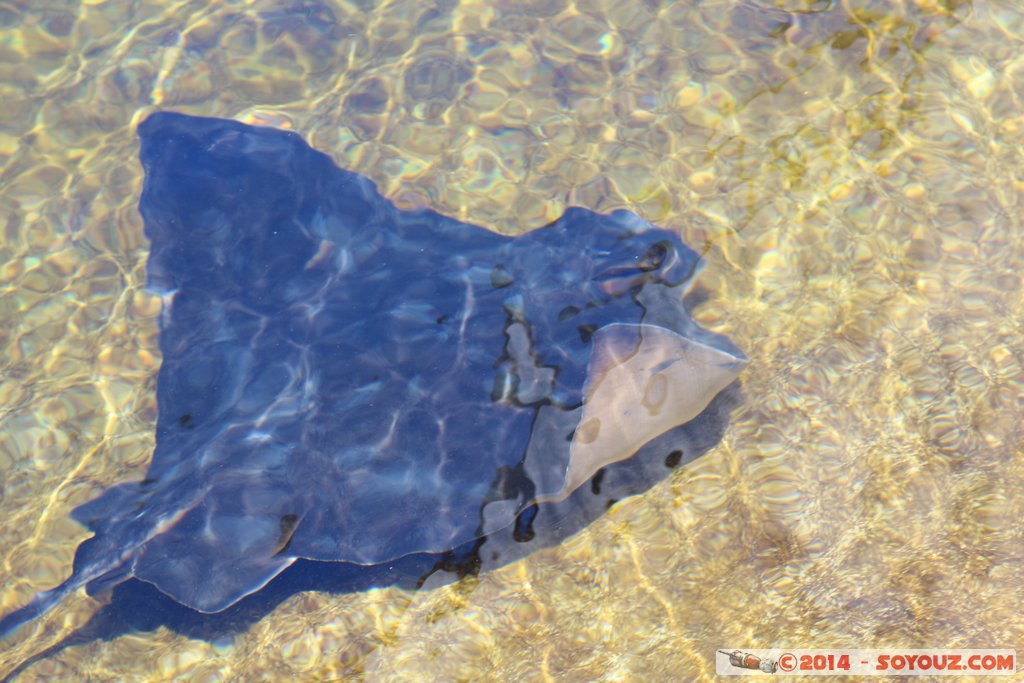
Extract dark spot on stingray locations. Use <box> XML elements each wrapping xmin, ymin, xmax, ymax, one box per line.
<box><xmin>436</xmin><ymin>314</ymin><xmax>449</xmax><ymax>325</ymax></box>
<box><xmin>578</xmin><ymin>323</ymin><xmax>597</xmax><ymax>343</ymax></box>
<box><xmin>490</xmin><ymin>371</ymin><xmax>518</xmax><ymax>403</ymax></box>
<box><xmin>557</xmin><ymin>305</ymin><xmax>581</xmax><ymax>321</ymax></box>
<box><xmin>490</xmin><ymin>264</ymin><xmax>514</xmax><ymax>288</ymax></box>
<box><xmin>513</xmin><ymin>505</ymin><xmax>538</xmax><ymax>543</ymax></box>
<box><xmin>664</xmin><ymin>449</ymin><xmax>684</xmax><ymax>468</ymax></box>
<box><xmin>604</xmin><ymin>498</ymin><xmax>619</xmax><ymax>510</ymax></box>
<box><xmin>639</xmin><ymin>241</ymin><xmax>670</xmax><ymax>271</ymax></box>
<box><xmin>178</xmin><ymin>413</ymin><xmax>193</xmax><ymax>429</ymax></box>
<box><xmin>590</xmin><ymin>468</ymin><xmax>606</xmax><ymax>495</ymax></box>
<box><xmin>486</xmin><ymin>465</ymin><xmax>524</xmax><ymax>501</ymax></box>
<box><xmin>273</xmin><ymin>515</ymin><xmax>299</xmax><ymax>556</ymax></box>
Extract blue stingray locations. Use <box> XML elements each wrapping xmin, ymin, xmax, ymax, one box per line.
<box><xmin>0</xmin><ymin>112</ymin><xmax>745</xmax><ymax>637</ymax></box>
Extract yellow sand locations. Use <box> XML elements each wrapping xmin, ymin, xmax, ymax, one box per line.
<box><xmin>1</xmin><ymin>0</ymin><xmax>1022</xmax><ymax>680</ymax></box>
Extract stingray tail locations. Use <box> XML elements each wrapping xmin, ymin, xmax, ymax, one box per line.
<box><xmin>0</xmin><ymin>576</ymin><xmax>80</xmax><ymax>640</ymax></box>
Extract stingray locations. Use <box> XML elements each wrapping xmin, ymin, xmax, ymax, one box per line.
<box><xmin>0</xmin><ymin>112</ymin><xmax>746</xmax><ymax>638</ymax></box>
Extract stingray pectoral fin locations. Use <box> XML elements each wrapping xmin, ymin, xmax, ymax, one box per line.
<box><xmin>559</xmin><ymin>322</ymin><xmax>747</xmax><ymax>497</ymax></box>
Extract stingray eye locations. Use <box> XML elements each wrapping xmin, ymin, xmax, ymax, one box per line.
<box><xmin>594</xmin><ymin>239</ymin><xmax>674</xmax><ymax>296</ymax></box>
<box><xmin>638</xmin><ymin>241</ymin><xmax>669</xmax><ymax>272</ymax></box>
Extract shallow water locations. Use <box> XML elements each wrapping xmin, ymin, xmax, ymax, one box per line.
<box><xmin>1</xmin><ymin>0</ymin><xmax>1023</xmax><ymax>680</ymax></box>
